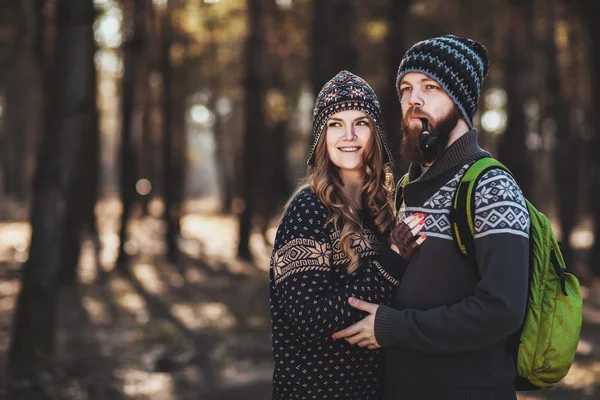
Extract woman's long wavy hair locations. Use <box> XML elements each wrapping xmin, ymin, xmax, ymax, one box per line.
<box><xmin>290</xmin><ymin>119</ymin><xmax>396</xmax><ymax>274</ymax></box>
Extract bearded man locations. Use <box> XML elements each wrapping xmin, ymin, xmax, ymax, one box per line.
<box><xmin>333</xmin><ymin>35</ymin><xmax>531</xmax><ymax>400</ymax></box>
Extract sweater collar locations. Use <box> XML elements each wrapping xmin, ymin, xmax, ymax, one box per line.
<box><xmin>407</xmin><ymin>128</ymin><xmax>490</xmax><ymax>183</ymax></box>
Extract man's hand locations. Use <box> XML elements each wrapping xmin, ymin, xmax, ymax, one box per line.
<box><xmin>332</xmin><ymin>297</ymin><xmax>381</xmax><ymax>350</ymax></box>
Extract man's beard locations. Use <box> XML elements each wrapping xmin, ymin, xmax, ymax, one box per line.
<box><xmin>400</xmin><ymin>106</ymin><xmax>462</xmax><ymax>165</ymax></box>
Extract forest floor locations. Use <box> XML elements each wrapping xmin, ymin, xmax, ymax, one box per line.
<box><xmin>0</xmin><ymin>198</ymin><xmax>599</xmax><ymax>399</ymax></box>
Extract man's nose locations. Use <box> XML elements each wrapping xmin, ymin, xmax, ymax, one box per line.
<box><xmin>408</xmin><ymin>89</ymin><xmax>424</xmax><ymax>107</ymax></box>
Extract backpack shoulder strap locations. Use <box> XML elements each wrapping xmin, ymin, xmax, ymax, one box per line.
<box><xmin>394</xmin><ymin>173</ymin><xmax>410</xmax><ymax>214</ymax></box>
<box><xmin>451</xmin><ymin>158</ymin><xmax>512</xmax><ymax>268</ymax></box>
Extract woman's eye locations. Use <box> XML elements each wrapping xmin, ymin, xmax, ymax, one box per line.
<box><xmin>328</xmin><ymin>122</ymin><xmax>341</xmax><ymax>128</ymax></box>
<box><xmin>400</xmin><ymin>87</ymin><xmax>411</xmax><ymax>92</ymax></box>
<box><xmin>356</xmin><ymin>120</ymin><xmax>368</xmax><ymax>126</ymax></box>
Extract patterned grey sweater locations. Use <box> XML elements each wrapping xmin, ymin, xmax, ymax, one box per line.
<box><xmin>375</xmin><ymin>129</ymin><xmax>531</xmax><ymax>400</ymax></box>
<box><xmin>270</xmin><ymin>188</ymin><xmax>405</xmax><ymax>400</ymax></box>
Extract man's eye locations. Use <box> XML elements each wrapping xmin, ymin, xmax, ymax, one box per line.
<box><xmin>400</xmin><ymin>87</ymin><xmax>411</xmax><ymax>92</ymax></box>
<box><xmin>426</xmin><ymin>84</ymin><xmax>438</xmax><ymax>90</ymax></box>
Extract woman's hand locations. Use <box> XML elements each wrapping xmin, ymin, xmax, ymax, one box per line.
<box><xmin>389</xmin><ymin>213</ymin><xmax>427</xmax><ymax>259</ymax></box>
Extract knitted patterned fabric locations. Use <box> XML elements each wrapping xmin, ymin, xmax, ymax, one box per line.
<box><xmin>307</xmin><ymin>70</ymin><xmax>393</xmax><ymax>166</ymax></box>
<box><xmin>397</xmin><ymin>35</ymin><xmax>489</xmax><ymax>128</ymax></box>
<box><xmin>269</xmin><ymin>188</ymin><xmax>404</xmax><ymax>399</ymax></box>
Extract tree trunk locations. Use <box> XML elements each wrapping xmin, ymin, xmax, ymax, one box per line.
<box><xmin>9</xmin><ymin>0</ymin><xmax>97</xmax><ymax>378</ymax></box>
<box><xmin>214</xmin><ymin>111</ymin><xmax>236</xmax><ymax>213</ymax></box>
<box><xmin>546</xmin><ymin>1</ymin><xmax>576</xmax><ymax>266</ymax></box>
<box><xmin>258</xmin><ymin>0</ymin><xmax>294</xmax><ymax>237</ymax></box>
<box><xmin>497</xmin><ymin>0</ymin><xmax>534</xmax><ymax>198</ymax></box>
<box><xmin>1</xmin><ymin>82</ymin><xmax>28</xmax><ymax>200</ymax></box>
<box><xmin>310</xmin><ymin>0</ymin><xmax>331</xmax><ymax>96</ymax></box>
<box><xmin>0</xmin><ymin>1</ymin><xmax>38</xmax><ymax>203</ymax></box>
<box><xmin>329</xmin><ymin>0</ymin><xmax>358</xmax><ymax>73</ymax></box>
<box><xmin>117</xmin><ymin>0</ymin><xmax>147</xmax><ymax>271</ymax></box>
<box><xmin>310</xmin><ymin>0</ymin><xmax>358</xmax><ymax>95</ymax></box>
<box><xmin>161</xmin><ymin>0</ymin><xmax>184</xmax><ymax>262</ymax></box>
<box><xmin>167</xmin><ymin>67</ymin><xmax>187</xmax><ymax>263</ymax></box>
<box><xmin>238</xmin><ymin>0</ymin><xmax>268</xmax><ymax>260</ymax></box>
<box><xmin>61</xmin><ymin>36</ymin><xmax>100</xmax><ymax>285</ymax></box>
<box><xmin>137</xmin><ymin>0</ymin><xmax>154</xmax><ymax>217</ymax></box>
<box><xmin>262</xmin><ymin>120</ymin><xmax>290</xmax><ymax>224</ymax></box>
<box><xmin>205</xmin><ymin>9</ymin><xmax>235</xmax><ymax>214</ymax></box>
<box><xmin>383</xmin><ymin>0</ymin><xmax>411</xmax><ymax>176</ymax></box>
<box><xmin>32</xmin><ymin>0</ymin><xmax>51</xmax><ymax>76</ymax></box>
<box><xmin>581</xmin><ymin>0</ymin><xmax>600</xmax><ymax>278</ymax></box>
<box><xmin>83</xmin><ymin>96</ymin><xmax>102</xmax><ymax>271</ymax></box>
<box><xmin>139</xmin><ymin>91</ymin><xmax>154</xmax><ymax>216</ymax></box>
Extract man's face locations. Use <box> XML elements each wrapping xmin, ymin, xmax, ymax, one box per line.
<box><xmin>398</xmin><ymin>72</ymin><xmax>461</xmax><ymax>164</ymax></box>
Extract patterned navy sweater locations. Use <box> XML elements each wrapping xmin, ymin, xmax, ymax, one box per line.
<box><xmin>269</xmin><ymin>188</ymin><xmax>405</xmax><ymax>400</ymax></box>
<box><xmin>375</xmin><ymin>129</ymin><xmax>531</xmax><ymax>400</ymax></box>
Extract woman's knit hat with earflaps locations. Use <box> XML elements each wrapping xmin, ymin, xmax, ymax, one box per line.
<box><xmin>306</xmin><ymin>70</ymin><xmax>393</xmax><ymax>166</ymax></box>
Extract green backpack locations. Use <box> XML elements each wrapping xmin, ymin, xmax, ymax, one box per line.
<box><xmin>396</xmin><ymin>157</ymin><xmax>583</xmax><ymax>390</ymax></box>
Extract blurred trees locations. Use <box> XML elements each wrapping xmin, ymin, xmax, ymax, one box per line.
<box><xmin>1</xmin><ymin>0</ymin><xmax>597</xmax><ymax>271</ymax></box>
<box><xmin>9</xmin><ymin>0</ymin><xmax>98</xmax><ymax>377</ymax></box>
<box><xmin>3</xmin><ymin>0</ymin><xmax>600</xmax><ymax>386</ymax></box>
<box><xmin>546</xmin><ymin>0</ymin><xmax>577</xmax><ymax>266</ymax></box>
<box><xmin>0</xmin><ymin>1</ymin><xmax>40</xmax><ymax>204</ymax></box>
<box><xmin>497</xmin><ymin>0</ymin><xmax>534</xmax><ymax>198</ymax></box>
<box><xmin>161</xmin><ymin>0</ymin><xmax>193</xmax><ymax>263</ymax></box>
<box><xmin>310</xmin><ymin>0</ymin><xmax>358</xmax><ymax>94</ymax></box>
<box><xmin>382</xmin><ymin>0</ymin><xmax>411</xmax><ymax>174</ymax></box>
<box><xmin>204</xmin><ymin>3</ymin><xmax>234</xmax><ymax>214</ymax></box>
<box><xmin>117</xmin><ymin>0</ymin><xmax>148</xmax><ymax>271</ymax></box>
<box><xmin>580</xmin><ymin>0</ymin><xmax>600</xmax><ymax>279</ymax></box>
<box><xmin>237</xmin><ymin>0</ymin><xmax>268</xmax><ymax>260</ymax></box>
<box><xmin>255</xmin><ymin>0</ymin><xmax>298</xmax><ymax>236</ymax></box>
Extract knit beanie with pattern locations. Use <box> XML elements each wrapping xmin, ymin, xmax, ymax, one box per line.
<box><xmin>396</xmin><ymin>35</ymin><xmax>489</xmax><ymax>128</ymax></box>
<box><xmin>307</xmin><ymin>70</ymin><xmax>393</xmax><ymax>166</ymax></box>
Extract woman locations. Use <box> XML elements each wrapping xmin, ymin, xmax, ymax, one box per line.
<box><xmin>269</xmin><ymin>70</ymin><xmax>425</xmax><ymax>400</ymax></box>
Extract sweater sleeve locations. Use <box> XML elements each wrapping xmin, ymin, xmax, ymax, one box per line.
<box><xmin>377</xmin><ymin>246</ymin><xmax>411</xmax><ymax>282</ymax></box>
<box><xmin>271</xmin><ymin>190</ymin><xmax>403</xmax><ymax>340</ymax></box>
<box><xmin>374</xmin><ymin>169</ymin><xmax>530</xmax><ymax>353</ymax></box>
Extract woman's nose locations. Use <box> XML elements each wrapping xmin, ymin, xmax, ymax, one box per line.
<box><xmin>343</xmin><ymin>126</ymin><xmax>356</xmax><ymax>140</ymax></box>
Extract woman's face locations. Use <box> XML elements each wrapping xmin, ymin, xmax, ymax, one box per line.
<box><xmin>325</xmin><ymin>109</ymin><xmax>373</xmax><ymax>176</ymax></box>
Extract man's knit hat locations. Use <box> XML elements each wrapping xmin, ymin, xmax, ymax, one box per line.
<box><xmin>307</xmin><ymin>70</ymin><xmax>393</xmax><ymax>166</ymax></box>
<box><xmin>397</xmin><ymin>35</ymin><xmax>489</xmax><ymax>128</ymax></box>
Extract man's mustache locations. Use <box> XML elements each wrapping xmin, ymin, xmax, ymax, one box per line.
<box><xmin>403</xmin><ymin>107</ymin><xmax>434</xmax><ymax>122</ymax></box>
